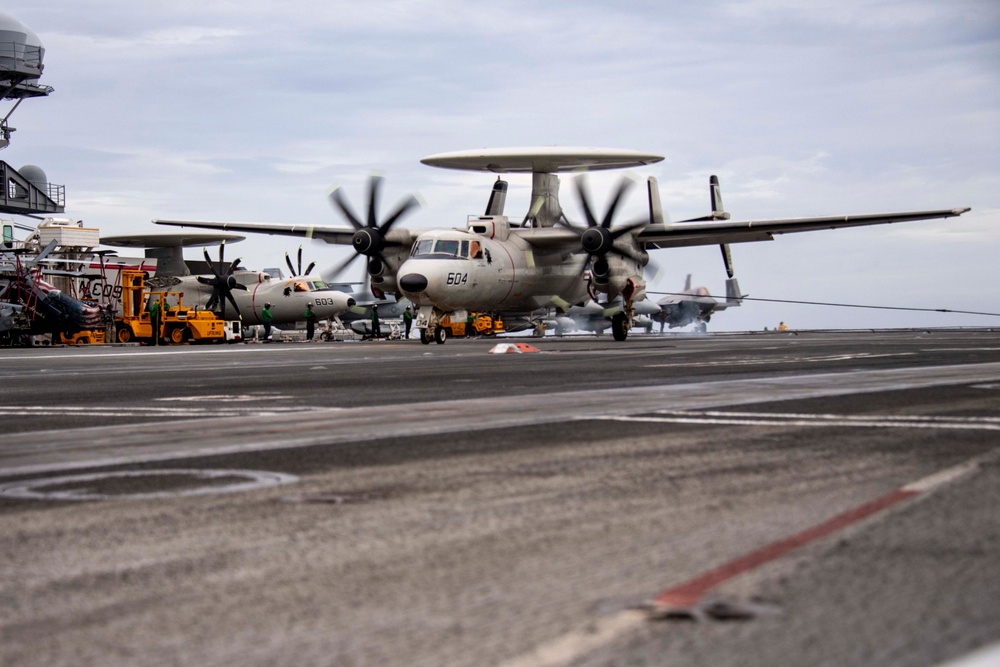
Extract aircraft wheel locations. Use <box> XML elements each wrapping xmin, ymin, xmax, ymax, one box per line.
<box><xmin>320</xmin><ymin>331</ymin><xmax>332</xmax><ymax>342</ymax></box>
<box><xmin>434</xmin><ymin>326</ymin><xmax>447</xmax><ymax>344</ymax></box>
<box><xmin>611</xmin><ymin>313</ymin><xmax>628</xmax><ymax>341</ymax></box>
<box><xmin>116</xmin><ymin>324</ymin><xmax>132</xmax><ymax>343</ymax></box>
<box><xmin>169</xmin><ymin>327</ymin><xmax>188</xmax><ymax>345</ymax></box>
<box><xmin>420</xmin><ymin>328</ymin><xmax>432</xmax><ymax>345</ymax></box>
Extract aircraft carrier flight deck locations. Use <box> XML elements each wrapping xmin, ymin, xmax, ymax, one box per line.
<box><xmin>2</xmin><ymin>329</ymin><xmax>999</xmax><ymax>667</ymax></box>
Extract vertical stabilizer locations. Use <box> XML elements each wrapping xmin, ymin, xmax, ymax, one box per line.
<box><xmin>725</xmin><ymin>277</ymin><xmax>742</xmax><ymax>305</ymax></box>
<box><xmin>485</xmin><ymin>178</ymin><xmax>508</xmax><ymax>216</ymax></box>
<box><xmin>709</xmin><ymin>175</ymin><xmax>729</xmax><ymax>220</ymax></box>
<box><xmin>647</xmin><ymin>176</ymin><xmax>664</xmax><ymax>225</ymax></box>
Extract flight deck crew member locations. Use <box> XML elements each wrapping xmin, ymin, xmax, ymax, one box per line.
<box><xmin>370</xmin><ymin>304</ymin><xmax>381</xmax><ymax>339</ymax></box>
<box><xmin>305</xmin><ymin>302</ymin><xmax>316</xmax><ymax>341</ymax></box>
<box><xmin>403</xmin><ymin>305</ymin><xmax>413</xmax><ymax>339</ymax></box>
<box><xmin>149</xmin><ymin>298</ymin><xmax>160</xmax><ymax>346</ymax></box>
<box><xmin>261</xmin><ymin>302</ymin><xmax>273</xmax><ymax>340</ymax></box>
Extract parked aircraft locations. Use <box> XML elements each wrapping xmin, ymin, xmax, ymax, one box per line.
<box><xmin>1</xmin><ymin>241</ymin><xmax>111</xmax><ymax>344</ymax></box>
<box><xmin>655</xmin><ymin>274</ymin><xmax>742</xmax><ymax>333</ymax></box>
<box><xmin>155</xmin><ymin>146</ymin><xmax>970</xmax><ymax>343</ymax></box>
<box><xmin>149</xmin><ymin>243</ymin><xmax>356</xmax><ymax>326</ymax></box>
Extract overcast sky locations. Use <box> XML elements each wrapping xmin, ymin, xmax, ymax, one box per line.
<box><xmin>6</xmin><ymin>0</ymin><xmax>999</xmax><ymax>330</ymax></box>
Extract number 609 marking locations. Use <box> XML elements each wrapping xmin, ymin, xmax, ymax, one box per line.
<box><xmin>446</xmin><ymin>272</ymin><xmax>468</xmax><ymax>286</ymax></box>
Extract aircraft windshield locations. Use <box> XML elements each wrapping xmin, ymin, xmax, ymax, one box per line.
<box><xmin>309</xmin><ymin>280</ymin><xmax>329</xmax><ymax>290</ymax></box>
<box><xmin>411</xmin><ymin>238</ymin><xmax>469</xmax><ymax>259</ymax></box>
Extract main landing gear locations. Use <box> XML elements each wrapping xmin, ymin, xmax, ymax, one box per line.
<box><xmin>419</xmin><ymin>326</ymin><xmax>447</xmax><ymax>345</ymax></box>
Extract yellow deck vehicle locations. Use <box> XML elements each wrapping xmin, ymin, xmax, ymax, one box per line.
<box><xmin>439</xmin><ymin>312</ymin><xmax>505</xmax><ymax>338</ymax></box>
<box><xmin>58</xmin><ymin>330</ymin><xmax>107</xmax><ymax>345</ymax></box>
<box><xmin>114</xmin><ymin>269</ymin><xmax>238</xmax><ymax>344</ymax></box>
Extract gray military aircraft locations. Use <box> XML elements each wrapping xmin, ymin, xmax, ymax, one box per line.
<box><xmin>155</xmin><ymin>146</ymin><xmax>970</xmax><ymax>343</ymax></box>
<box><xmin>654</xmin><ymin>274</ymin><xmax>742</xmax><ymax>333</ymax></box>
<box><xmin>549</xmin><ymin>298</ymin><xmax>661</xmax><ymax>336</ymax></box>
<box><xmin>101</xmin><ymin>234</ymin><xmax>356</xmax><ymax>326</ymax></box>
<box><xmin>155</xmin><ymin>244</ymin><xmax>356</xmax><ymax>326</ymax></box>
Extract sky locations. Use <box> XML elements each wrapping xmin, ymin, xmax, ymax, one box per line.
<box><xmin>5</xmin><ymin>0</ymin><xmax>999</xmax><ymax>330</ymax></box>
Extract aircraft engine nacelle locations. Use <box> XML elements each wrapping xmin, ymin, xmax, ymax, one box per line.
<box><xmin>590</xmin><ymin>257</ymin><xmax>611</xmax><ymax>286</ymax></box>
<box><xmin>589</xmin><ymin>254</ymin><xmax>646</xmax><ymax>304</ymax></box>
<box><xmin>371</xmin><ymin>230</ymin><xmax>412</xmax><ymax>295</ymax></box>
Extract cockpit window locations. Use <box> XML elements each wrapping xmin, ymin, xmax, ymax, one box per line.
<box><xmin>435</xmin><ymin>240</ymin><xmax>461</xmax><ymax>256</ymax></box>
<box><xmin>411</xmin><ymin>238</ymin><xmax>469</xmax><ymax>259</ymax></box>
<box><xmin>293</xmin><ymin>281</ymin><xmax>309</xmax><ymax>292</ymax></box>
<box><xmin>309</xmin><ymin>280</ymin><xmax>329</xmax><ymax>290</ymax></box>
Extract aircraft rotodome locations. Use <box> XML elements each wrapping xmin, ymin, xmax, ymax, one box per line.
<box><xmin>155</xmin><ymin>147</ymin><xmax>970</xmax><ymax>343</ymax></box>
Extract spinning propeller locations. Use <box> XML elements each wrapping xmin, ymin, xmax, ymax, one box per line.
<box><xmin>197</xmin><ymin>241</ymin><xmax>247</xmax><ymax>319</ymax></box>
<box><xmin>560</xmin><ymin>175</ymin><xmax>650</xmax><ymax>281</ymax></box>
<box><xmin>324</xmin><ymin>175</ymin><xmax>420</xmax><ymax>282</ymax></box>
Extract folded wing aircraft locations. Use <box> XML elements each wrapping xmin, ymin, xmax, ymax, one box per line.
<box><xmin>155</xmin><ymin>147</ymin><xmax>969</xmax><ymax>342</ymax></box>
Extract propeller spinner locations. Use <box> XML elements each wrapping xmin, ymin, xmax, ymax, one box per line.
<box><xmin>560</xmin><ymin>175</ymin><xmax>650</xmax><ymax>280</ymax></box>
<box><xmin>324</xmin><ymin>175</ymin><xmax>420</xmax><ymax>282</ymax></box>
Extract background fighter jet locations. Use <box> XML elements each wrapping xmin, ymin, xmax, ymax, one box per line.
<box><xmin>655</xmin><ymin>274</ymin><xmax>742</xmax><ymax>333</ymax></box>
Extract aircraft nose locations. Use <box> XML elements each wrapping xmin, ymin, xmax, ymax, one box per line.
<box><xmin>399</xmin><ymin>273</ymin><xmax>428</xmax><ymax>293</ymax></box>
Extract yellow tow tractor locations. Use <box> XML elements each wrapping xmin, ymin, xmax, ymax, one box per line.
<box><xmin>438</xmin><ymin>311</ymin><xmax>505</xmax><ymax>338</ymax></box>
<box><xmin>114</xmin><ymin>269</ymin><xmax>239</xmax><ymax>344</ymax></box>
<box><xmin>58</xmin><ymin>329</ymin><xmax>107</xmax><ymax>345</ymax></box>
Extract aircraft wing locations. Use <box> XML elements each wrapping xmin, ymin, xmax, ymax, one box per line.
<box><xmin>639</xmin><ymin>208</ymin><xmax>970</xmax><ymax>249</ymax></box>
<box><xmin>154</xmin><ymin>219</ymin><xmax>361</xmax><ymax>245</ymax></box>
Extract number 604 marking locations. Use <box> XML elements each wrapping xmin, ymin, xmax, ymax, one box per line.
<box><xmin>446</xmin><ymin>272</ymin><xmax>468</xmax><ymax>286</ymax></box>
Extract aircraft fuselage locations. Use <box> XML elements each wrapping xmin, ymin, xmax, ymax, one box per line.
<box><xmin>396</xmin><ymin>219</ymin><xmax>590</xmax><ymax>314</ymax></box>
<box><xmin>161</xmin><ymin>271</ymin><xmax>354</xmax><ymax>325</ymax></box>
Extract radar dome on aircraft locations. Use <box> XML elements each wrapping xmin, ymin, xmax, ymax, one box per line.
<box><xmin>0</xmin><ymin>12</ymin><xmax>45</xmax><ymax>76</ymax></box>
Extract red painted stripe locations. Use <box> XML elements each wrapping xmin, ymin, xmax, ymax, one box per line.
<box><xmin>654</xmin><ymin>488</ymin><xmax>919</xmax><ymax>608</ymax></box>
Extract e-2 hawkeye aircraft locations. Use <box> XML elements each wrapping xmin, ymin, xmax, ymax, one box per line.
<box><xmin>163</xmin><ymin>244</ymin><xmax>357</xmax><ymax>325</ymax></box>
<box><xmin>101</xmin><ymin>232</ymin><xmax>356</xmax><ymax>325</ymax></box>
<box><xmin>155</xmin><ymin>147</ymin><xmax>970</xmax><ymax>343</ymax></box>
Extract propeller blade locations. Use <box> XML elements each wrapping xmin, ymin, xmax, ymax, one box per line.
<box><xmin>330</xmin><ymin>188</ymin><xmax>364</xmax><ymax>230</ymax></box>
<box><xmin>229</xmin><ymin>257</ymin><xmax>242</xmax><ymax>273</ymax></box>
<box><xmin>304</xmin><ymin>261</ymin><xmax>316</xmax><ymax>276</ymax></box>
<box><xmin>321</xmin><ymin>251</ymin><xmax>362</xmax><ymax>284</ymax></box>
<box><xmin>574</xmin><ymin>177</ymin><xmax>599</xmax><ymax>228</ymax></box>
<box><xmin>224</xmin><ymin>290</ymin><xmax>241</xmax><ymax>316</ymax></box>
<box><xmin>609</xmin><ymin>218</ymin><xmax>648</xmax><ymax>240</ymax></box>
<box><xmin>285</xmin><ymin>251</ymin><xmax>296</xmax><ymax>276</ymax></box>
<box><xmin>196</xmin><ymin>275</ymin><xmax>214</xmax><ymax>286</ymax></box>
<box><xmin>380</xmin><ymin>194</ymin><xmax>420</xmax><ymax>232</ymax></box>
<box><xmin>602</xmin><ymin>179</ymin><xmax>634</xmax><ymax>229</ymax></box>
<box><xmin>297</xmin><ymin>246</ymin><xmax>303</xmax><ymax>275</ymax></box>
<box><xmin>218</xmin><ymin>241</ymin><xmax>226</xmax><ymax>275</ymax></box>
<box><xmin>367</xmin><ymin>175</ymin><xmax>383</xmax><ymax>229</ymax></box>
<box><xmin>203</xmin><ymin>248</ymin><xmax>221</xmax><ymax>279</ymax></box>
